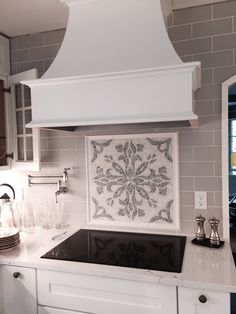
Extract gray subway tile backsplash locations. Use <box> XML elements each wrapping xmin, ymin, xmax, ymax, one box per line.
<box><xmin>179</xmin><ymin>147</ymin><xmax>194</xmax><ymax>161</ymax></box>
<box><xmin>213</xmin><ymin>33</ymin><xmax>236</xmax><ymax>51</ymax></box>
<box><xmin>180</xmin><ymin>192</ymin><xmax>195</xmax><ymax>206</ymax></box>
<box><xmin>201</xmin><ymin>69</ymin><xmax>213</xmax><ymax>85</ymax></box>
<box><xmin>173</xmin><ymin>37</ymin><xmax>212</xmax><ymax>55</ymax></box>
<box><xmin>194</xmin><ymin>177</ymin><xmax>222</xmax><ymax>192</ymax></box>
<box><xmin>11</xmin><ymin>49</ymin><xmax>30</xmax><ymax>63</ymax></box>
<box><xmin>173</xmin><ymin>5</ymin><xmax>212</xmax><ymax>25</ymax></box>
<box><xmin>180</xmin><ymin>205</ymin><xmax>195</xmax><ymax>221</ymax></box>
<box><xmin>194</xmin><ymin>146</ymin><xmax>221</xmax><ymax>161</ymax></box>
<box><xmin>180</xmin><ymin>177</ymin><xmax>194</xmax><ymax>191</ymax></box>
<box><xmin>44</xmin><ymin>29</ymin><xmax>66</xmax><ymax>45</ymax></box>
<box><xmin>16</xmin><ymin>33</ymin><xmax>44</xmax><ymax>49</ymax></box>
<box><xmin>168</xmin><ymin>24</ymin><xmax>191</xmax><ymax>41</ymax></box>
<box><xmin>213</xmin><ymin>65</ymin><xmax>236</xmax><ymax>83</ymax></box>
<box><xmin>213</xmin><ymin>0</ymin><xmax>236</xmax><ymax>19</ymax></box>
<box><xmin>180</xmin><ymin>161</ymin><xmax>214</xmax><ymax>177</ymax></box>
<box><xmin>195</xmin><ymin>84</ymin><xmax>221</xmax><ymax>100</ymax></box>
<box><xmin>180</xmin><ymin>131</ymin><xmax>214</xmax><ymax>147</ymax></box>
<box><xmin>195</xmin><ymin>100</ymin><xmax>214</xmax><ymax>116</ymax></box>
<box><xmin>193</xmin><ymin>50</ymin><xmax>233</xmax><ymax>69</ymax></box>
<box><xmin>16</xmin><ymin>61</ymin><xmax>44</xmax><ymax>76</ymax></box>
<box><xmin>198</xmin><ymin>116</ymin><xmax>221</xmax><ymax>131</ymax></box>
<box><xmin>30</xmin><ymin>45</ymin><xmax>58</xmax><ymax>61</ymax></box>
<box><xmin>192</xmin><ymin>18</ymin><xmax>233</xmax><ymax>38</ymax></box>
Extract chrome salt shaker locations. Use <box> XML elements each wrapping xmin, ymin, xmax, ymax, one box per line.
<box><xmin>195</xmin><ymin>215</ymin><xmax>206</xmax><ymax>241</ymax></box>
<box><xmin>209</xmin><ymin>217</ymin><xmax>220</xmax><ymax>246</ymax></box>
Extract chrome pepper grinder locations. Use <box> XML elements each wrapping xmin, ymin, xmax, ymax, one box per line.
<box><xmin>209</xmin><ymin>217</ymin><xmax>220</xmax><ymax>246</ymax></box>
<box><xmin>195</xmin><ymin>215</ymin><xmax>206</xmax><ymax>241</ymax></box>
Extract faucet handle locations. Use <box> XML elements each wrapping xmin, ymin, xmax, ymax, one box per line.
<box><xmin>63</xmin><ymin>168</ymin><xmax>70</xmax><ymax>183</ymax></box>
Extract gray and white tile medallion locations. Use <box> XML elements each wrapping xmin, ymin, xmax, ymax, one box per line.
<box><xmin>86</xmin><ymin>133</ymin><xmax>179</xmax><ymax>230</ymax></box>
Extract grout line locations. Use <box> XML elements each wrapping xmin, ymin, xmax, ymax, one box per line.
<box><xmin>185</xmin><ymin>47</ymin><xmax>235</xmax><ymax>57</ymax></box>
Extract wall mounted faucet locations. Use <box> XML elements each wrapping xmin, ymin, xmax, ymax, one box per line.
<box><xmin>27</xmin><ymin>168</ymin><xmax>71</xmax><ymax>203</ymax></box>
<box><xmin>55</xmin><ymin>180</ymin><xmax>68</xmax><ymax>203</ymax></box>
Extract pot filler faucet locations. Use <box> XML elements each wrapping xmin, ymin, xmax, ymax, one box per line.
<box><xmin>55</xmin><ymin>168</ymin><xmax>70</xmax><ymax>203</ymax></box>
<box><xmin>28</xmin><ymin>168</ymin><xmax>70</xmax><ymax>203</ymax></box>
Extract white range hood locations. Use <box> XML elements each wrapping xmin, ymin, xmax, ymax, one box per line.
<box><xmin>24</xmin><ymin>0</ymin><xmax>201</xmax><ymax>128</ymax></box>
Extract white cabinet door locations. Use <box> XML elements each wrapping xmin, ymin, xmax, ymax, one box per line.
<box><xmin>1</xmin><ymin>265</ymin><xmax>37</xmax><ymax>314</ymax></box>
<box><xmin>178</xmin><ymin>287</ymin><xmax>230</xmax><ymax>314</ymax></box>
<box><xmin>37</xmin><ymin>269</ymin><xmax>177</xmax><ymax>314</ymax></box>
<box><xmin>8</xmin><ymin>69</ymin><xmax>40</xmax><ymax>171</ymax></box>
<box><xmin>38</xmin><ymin>305</ymin><xmax>90</xmax><ymax>314</ymax></box>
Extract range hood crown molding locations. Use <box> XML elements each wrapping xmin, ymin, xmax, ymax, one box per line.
<box><xmin>24</xmin><ymin>0</ymin><xmax>201</xmax><ymax>130</ymax></box>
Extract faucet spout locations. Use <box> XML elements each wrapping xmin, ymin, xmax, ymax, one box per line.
<box><xmin>55</xmin><ymin>185</ymin><xmax>68</xmax><ymax>203</ymax></box>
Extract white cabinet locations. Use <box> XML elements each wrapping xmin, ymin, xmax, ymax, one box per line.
<box><xmin>178</xmin><ymin>286</ymin><xmax>230</xmax><ymax>314</ymax></box>
<box><xmin>8</xmin><ymin>69</ymin><xmax>40</xmax><ymax>171</ymax></box>
<box><xmin>38</xmin><ymin>306</ymin><xmax>89</xmax><ymax>314</ymax></box>
<box><xmin>0</xmin><ymin>265</ymin><xmax>231</xmax><ymax>314</ymax></box>
<box><xmin>0</xmin><ymin>34</ymin><xmax>40</xmax><ymax>171</ymax></box>
<box><xmin>1</xmin><ymin>265</ymin><xmax>37</xmax><ymax>314</ymax></box>
<box><xmin>37</xmin><ymin>269</ymin><xmax>177</xmax><ymax>314</ymax></box>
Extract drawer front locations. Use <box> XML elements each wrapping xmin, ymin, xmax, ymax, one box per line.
<box><xmin>178</xmin><ymin>287</ymin><xmax>230</xmax><ymax>314</ymax></box>
<box><xmin>37</xmin><ymin>269</ymin><xmax>177</xmax><ymax>314</ymax></box>
<box><xmin>38</xmin><ymin>305</ymin><xmax>89</xmax><ymax>314</ymax></box>
<box><xmin>2</xmin><ymin>265</ymin><xmax>37</xmax><ymax>314</ymax></box>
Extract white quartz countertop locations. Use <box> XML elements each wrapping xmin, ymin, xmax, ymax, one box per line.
<box><xmin>0</xmin><ymin>227</ymin><xmax>236</xmax><ymax>293</ymax></box>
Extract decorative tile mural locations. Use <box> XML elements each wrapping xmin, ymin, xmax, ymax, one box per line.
<box><xmin>86</xmin><ymin>133</ymin><xmax>179</xmax><ymax>230</ymax></box>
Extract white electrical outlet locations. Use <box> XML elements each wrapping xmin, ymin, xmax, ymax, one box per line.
<box><xmin>195</xmin><ymin>191</ymin><xmax>207</xmax><ymax>209</ymax></box>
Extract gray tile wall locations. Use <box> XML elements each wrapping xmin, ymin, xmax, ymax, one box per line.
<box><xmin>9</xmin><ymin>1</ymin><xmax>236</xmax><ymax>234</ymax></box>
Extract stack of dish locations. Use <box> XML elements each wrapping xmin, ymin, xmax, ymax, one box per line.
<box><xmin>0</xmin><ymin>228</ymin><xmax>20</xmax><ymax>250</ymax></box>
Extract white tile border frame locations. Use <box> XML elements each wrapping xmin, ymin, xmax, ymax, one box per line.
<box><xmin>85</xmin><ymin>132</ymin><xmax>180</xmax><ymax>233</ymax></box>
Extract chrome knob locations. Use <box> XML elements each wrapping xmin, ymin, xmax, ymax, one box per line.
<box><xmin>199</xmin><ymin>295</ymin><xmax>207</xmax><ymax>303</ymax></box>
<box><xmin>13</xmin><ymin>272</ymin><xmax>20</xmax><ymax>279</ymax></box>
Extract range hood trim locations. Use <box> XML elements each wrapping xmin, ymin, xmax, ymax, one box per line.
<box><xmin>26</xmin><ymin>112</ymin><xmax>198</xmax><ymax>128</ymax></box>
<box><xmin>23</xmin><ymin>62</ymin><xmax>201</xmax><ymax>89</ymax></box>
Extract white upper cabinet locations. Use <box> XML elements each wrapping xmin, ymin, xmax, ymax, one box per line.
<box><xmin>8</xmin><ymin>69</ymin><xmax>40</xmax><ymax>171</ymax></box>
<box><xmin>0</xmin><ymin>35</ymin><xmax>40</xmax><ymax>171</ymax></box>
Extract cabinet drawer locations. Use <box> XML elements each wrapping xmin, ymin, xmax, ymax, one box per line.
<box><xmin>1</xmin><ymin>265</ymin><xmax>37</xmax><ymax>314</ymax></box>
<box><xmin>37</xmin><ymin>269</ymin><xmax>177</xmax><ymax>314</ymax></box>
<box><xmin>38</xmin><ymin>305</ymin><xmax>88</xmax><ymax>314</ymax></box>
<box><xmin>178</xmin><ymin>287</ymin><xmax>230</xmax><ymax>314</ymax></box>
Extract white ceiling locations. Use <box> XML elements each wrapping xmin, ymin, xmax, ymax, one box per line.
<box><xmin>0</xmin><ymin>0</ymin><xmax>229</xmax><ymax>38</ymax></box>
<box><xmin>0</xmin><ymin>0</ymin><xmax>68</xmax><ymax>37</ymax></box>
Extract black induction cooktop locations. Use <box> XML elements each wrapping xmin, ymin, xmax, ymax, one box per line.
<box><xmin>42</xmin><ymin>229</ymin><xmax>186</xmax><ymax>273</ymax></box>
